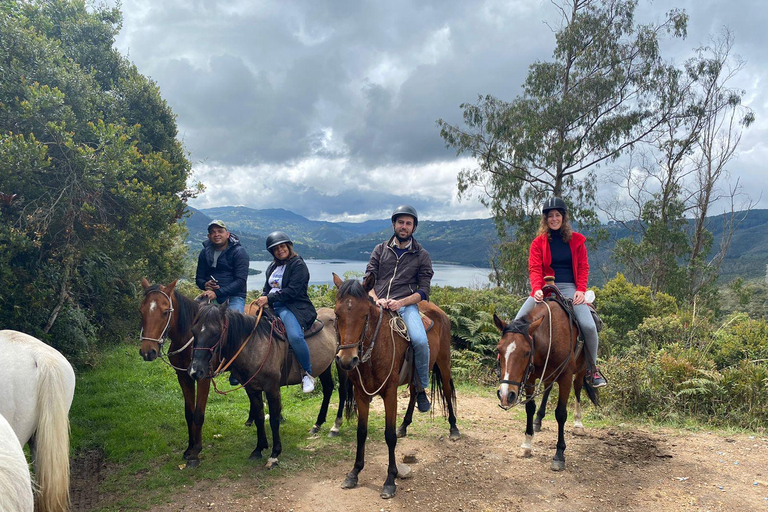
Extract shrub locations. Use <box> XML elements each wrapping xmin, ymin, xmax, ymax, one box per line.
<box><xmin>710</xmin><ymin>314</ymin><xmax>768</xmax><ymax>369</ymax></box>
<box><xmin>597</xmin><ymin>274</ymin><xmax>678</xmax><ymax>338</ymax></box>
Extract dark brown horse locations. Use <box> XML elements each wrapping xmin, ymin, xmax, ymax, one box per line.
<box><xmin>493</xmin><ymin>291</ymin><xmax>598</xmax><ymax>471</ymax></box>
<box><xmin>187</xmin><ymin>302</ymin><xmax>348</xmax><ymax>468</ymax></box>
<box><xmin>333</xmin><ymin>273</ymin><xmax>460</xmax><ymax>499</ymax></box>
<box><xmin>139</xmin><ymin>279</ymin><xmax>264</xmax><ymax>467</ymax></box>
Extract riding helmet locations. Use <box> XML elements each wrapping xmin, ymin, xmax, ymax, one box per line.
<box><xmin>391</xmin><ymin>204</ymin><xmax>419</xmax><ymax>228</ymax></box>
<box><xmin>266</xmin><ymin>231</ymin><xmax>292</xmax><ymax>252</ymax></box>
<box><xmin>542</xmin><ymin>197</ymin><xmax>567</xmax><ymax>215</ymax></box>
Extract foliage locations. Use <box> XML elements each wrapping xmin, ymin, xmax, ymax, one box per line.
<box><xmin>0</xmin><ymin>0</ymin><xmax>194</xmax><ymax>362</ymax></box>
<box><xmin>438</xmin><ymin>0</ymin><xmax>687</xmax><ymax>289</ymax></box>
<box><xmin>710</xmin><ymin>314</ymin><xmax>768</xmax><ymax>369</ymax></box>
<box><xmin>719</xmin><ymin>278</ymin><xmax>768</xmax><ymax>321</ymax></box>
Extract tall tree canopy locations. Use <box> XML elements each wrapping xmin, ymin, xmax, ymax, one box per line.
<box><xmin>439</xmin><ymin>0</ymin><xmax>687</xmax><ymax>291</ymax></box>
<box><xmin>0</xmin><ymin>0</ymin><xmax>194</xmax><ymax>362</ymax></box>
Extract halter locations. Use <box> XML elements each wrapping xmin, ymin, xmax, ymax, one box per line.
<box><xmin>193</xmin><ymin>314</ymin><xmax>230</xmax><ymax>366</ymax></box>
<box><xmin>139</xmin><ymin>289</ymin><xmax>175</xmax><ymax>346</ymax></box>
<box><xmin>337</xmin><ymin>304</ymin><xmax>384</xmax><ymax>363</ymax></box>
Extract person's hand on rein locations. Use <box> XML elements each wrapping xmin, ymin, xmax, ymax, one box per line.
<box><xmin>255</xmin><ymin>295</ymin><xmax>268</xmax><ymax>308</ymax></box>
<box><xmin>533</xmin><ymin>289</ymin><xmax>544</xmax><ymax>302</ymax></box>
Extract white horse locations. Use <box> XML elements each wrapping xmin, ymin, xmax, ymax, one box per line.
<box><xmin>0</xmin><ymin>412</ymin><xmax>34</xmax><ymax>512</ymax></box>
<box><xmin>0</xmin><ymin>330</ymin><xmax>76</xmax><ymax>512</ymax></box>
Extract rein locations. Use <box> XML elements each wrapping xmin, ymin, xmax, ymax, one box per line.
<box><xmin>140</xmin><ymin>289</ymin><xmax>193</xmax><ymax>372</ymax></box>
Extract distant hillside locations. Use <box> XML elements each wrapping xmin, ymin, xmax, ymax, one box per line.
<box><xmin>183</xmin><ymin>206</ymin><xmax>768</xmax><ymax>282</ymax></box>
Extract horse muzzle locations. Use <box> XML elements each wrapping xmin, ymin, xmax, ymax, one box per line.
<box><xmin>497</xmin><ymin>386</ymin><xmax>517</xmax><ymax>410</ymax></box>
<box><xmin>139</xmin><ymin>344</ymin><xmax>158</xmax><ymax>362</ymax></box>
<box><xmin>187</xmin><ymin>361</ymin><xmax>209</xmax><ymax>381</ymax></box>
<box><xmin>335</xmin><ymin>352</ymin><xmax>359</xmax><ymax>372</ymax></box>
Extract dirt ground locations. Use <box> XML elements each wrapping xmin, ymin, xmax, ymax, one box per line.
<box><xmin>72</xmin><ymin>390</ymin><xmax>768</xmax><ymax>512</ymax></box>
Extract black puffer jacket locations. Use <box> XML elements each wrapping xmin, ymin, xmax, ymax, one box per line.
<box><xmin>365</xmin><ymin>235</ymin><xmax>434</xmax><ymax>301</ymax></box>
<box><xmin>195</xmin><ymin>233</ymin><xmax>249</xmax><ymax>300</ymax></box>
<box><xmin>262</xmin><ymin>255</ymin><xmax>317</xmax><ymax>330</ymax></box>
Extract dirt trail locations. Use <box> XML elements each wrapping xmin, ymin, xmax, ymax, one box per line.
<box><xmin>74</xmin><ymin>391</ymin><xmax>768</xmax><ymax>511</ymax></box>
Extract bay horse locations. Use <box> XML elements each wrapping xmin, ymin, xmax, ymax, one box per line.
<box><xmin>0</xmin><ymin>412</ymin><xmax>34</xmax><ymax>512</ymax></box>
<box><xmin>187</xmin><ymin>301</ymin><xmax>348</xmax><ymax>468</ymax></box>
<box><xmin>333</xmin><ymin>273</ymin><xmax>460</xmax><ymax>500</ymax></box>
<box><xmin>0</xmin><ymin>330</ymin><xmax>76</xmax><ymax>512</ymax></box>
<box><xmin>493</xmin><ymin>289</ymin><xmax>598</xmax><ymax>471</ymax></box>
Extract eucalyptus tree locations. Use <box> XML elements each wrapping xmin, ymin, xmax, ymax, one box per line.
<box><xmin>438</xmin><ymin>0</ymin><xmax>687</xmax><ymax>290</ymax></box>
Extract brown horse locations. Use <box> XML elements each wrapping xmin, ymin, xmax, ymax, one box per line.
<box><xmin>493</xmin><ymin>291</ymin><xmax>598</xmax><ymax>471</ymax></box>
<box><xmin>187</xmin><ymin>302</ymin><xmax>348</xmax><ymax>468</ymax></box>
<box><xmin>333</xmin><ymin>273</ymin><xmax>460</xmax><ymax>499</ymax></box>
<box><xmin>139</xmin><ymin>279</ymin><xmax>263</xmax><ymax>467</ymax></box>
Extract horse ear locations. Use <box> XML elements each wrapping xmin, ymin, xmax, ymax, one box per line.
<box><xmin>165</xmin><ymin>279</ymin><xmax>178</xmax><ymax>295</ymax></box>
<box><xmin>219</xmin><ymin>300</ymin><xmax>229</xmax><ymax>315</ymax></box>
<box><xmin>528</xmin><ymin>315</ymin><xmax>545</xmax><ymax>335</ymax></box>
<box><xmin>332</xmin><ymin>273</ymin><xmax>343</xmax><ymax>288</ymax></box>
<box><xmin>362</xmin><ymin>273</ymin><xmax>376</xmax><ymax>292</ymax></box>
<box><xmin>141</xmin><ymin>277</ymin><xmax>150</xmax><ymax>290</ymax></box>
<box><xmin>493</xmin><ymin>313</ymin><xmax>506</xmax><ymax>333</ymax></box>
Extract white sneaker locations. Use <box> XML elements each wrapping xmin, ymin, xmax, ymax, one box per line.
<box><xmin>302</xmin><ymin>374</ymin><xmax>315</xmax><ymax>393</ymax></box>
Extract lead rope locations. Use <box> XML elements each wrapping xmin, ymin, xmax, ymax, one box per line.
<box><xmin>532</xmin><ymin>301</ymin><xmax>554</xmax><ymax>399</ymax></box>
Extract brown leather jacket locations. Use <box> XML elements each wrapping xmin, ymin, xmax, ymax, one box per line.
<box><xmin>365</xmin><ymin>235</ymin><xmax>434</xmax><ymax>301</ymax></box>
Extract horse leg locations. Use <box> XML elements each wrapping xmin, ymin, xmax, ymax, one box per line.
<box><xmin>310</xmin><ymin>365</ymin><xmax>334</xmax><ymax>435</ymax></box>
<box><xmin>264</xmin><ymin>388</ymin><xmax>283</xmax><ymax>469</ymax></box>
<box><xmin>533</xmin><ymin>386</ymin><xmax>552</xmax><ymax>433</ymax></box>
<box><xmin>245</xmin><ymin>389</ymin><xmax>260</xmax><ymax>427</ymax></box>
<box><xmin>330</xmin><ymin>367</ymin><xmax>349</xmax><ymax>438</ymax></box>
<box><xmin>551</xmin><ymin>379</ymin><xmax>572</xmax><ymax>471</ymax></box>
<box><xmin>176</xmin><ymin>371</ymin><xmax>197</xmax><ymax>461</ymax></box>
<box><xmin>248</xmin><ymin>392</ymin><xmax>269</xmax><ymax>461</ymax></box>
<box><xmin>188</xmin><ymin>375</ymin><xmax>211</xmax><ymax>468</ymax></box>
<box><xmin>572</xmin><ymin>377</ymin><xmax>586</xmax><ymax>436</ymax></box>
<box><xmin>342</xmin><ymin>390</ymin><xmax>370</xmax><ymax>490</ymax></box>
<box><xmin>435</xmin><ymin>359</ymin><xmax>460</xmax><ymax>440</ymax></box>
<box><xmin>396</xmin><ymin>383</ymin><xmax>416</xmax><ymax>438</ymax></box>
<box><xmin>381</xmin><ymin>386</ymin><xmax>399</xmax><ymax>499</ymax></box>
<box><xmin>519</xmin><ymin>397</ymin><xmax>537</xmax><ymax>458</ymax></box>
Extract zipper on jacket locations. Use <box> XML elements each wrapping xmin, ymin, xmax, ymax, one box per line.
<box><xmin>385</xmin><ymin>245</ymin><xmax>405</xmax><ymax>300</ymax></box>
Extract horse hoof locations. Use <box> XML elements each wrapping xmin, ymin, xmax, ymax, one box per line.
<box><xmin>186</xmin><ymin>458</ymin><xmax>201</xmax><ymax>468</ymax></box>
<box><xmin>265</xmin><ymin>457</ymin><xmax>279</xmax><ymax>470</ymax></box>
<box><xmin>341</xmin><ymin>475</ymin><xmax>358</xmax><ymax>489</ymax></box>
<box><xmin>249</xmin><ymin>451</ymin><xmax>263</xmax><ymax>461</ymax></box>
<box><xmin>309</xmin><ymin>425</ymin><xmax>321</xmax><ymax>435</ymax></box>
<box><xmin>573</xmin><ymin>426</ymin><xmax>586</xmax><ymax>436</ymax></box>
<box><xmin>328</xmin><ymin>429</ymin><xmax>340</xmax><ymax>438</ymax></box>
<box><xmin>245</xmin><ymin>419</ymin><xmax>254</xmax><ymax>427</ymax></box>
<box><xmin>449</xmin><ymin>427</ymin><xmax>461</xmax><ymax>441</ymax></box>
<box><xmin>396</xmin><ymin>427</ymin><xmax>407</xmax><ymax>438</ymax></box>
<box><xmin>518</xmin><ymin>448</ymin><xmax>532</xmax><ymax>458</ymax></box>
<box><xmin>380</xmin><ymin>484</ymin><xmax>397</xmax><ymax>499</ymax></box>
<box><xmin>551</xmin><ymin>459</ymin><xmax>565</xmax><ymax>472</ymax></box>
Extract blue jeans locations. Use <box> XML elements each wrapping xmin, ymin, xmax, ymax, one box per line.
<box><xmin>515</xmin><ymin>282</ymin><xmax>599</xmax><ymax>367</ymax></box>
<box><xmin>273</xmin><ymin>303</ymin><xmax>312</xmax><ymax>375</ymax></box>
<box><xmin>400</xmin><ymin>304</ymin><xmax>430</xmax><ymax>389</ymax></box>
<box><xmin>221</xmin><ymin>296</ymin><xmax>245</xmax><ymax>313</ymax></box>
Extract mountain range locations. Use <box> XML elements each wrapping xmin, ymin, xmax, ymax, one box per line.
<box><xmin>184</xmin><ymin>206</ymin><xmax>768</xmax><ymax>285</ymax></box>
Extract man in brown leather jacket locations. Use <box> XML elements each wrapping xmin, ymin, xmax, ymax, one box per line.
<box><xmin>365</xmin><ymin>205</ymin><xmax>434</xmax><ymax>412</ymax></box>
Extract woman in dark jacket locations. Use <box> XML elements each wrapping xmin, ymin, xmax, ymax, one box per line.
<box><xmin>254</xmin><ymin>231</ymin><xmax>317</xmax><ymax>392</ymax></box>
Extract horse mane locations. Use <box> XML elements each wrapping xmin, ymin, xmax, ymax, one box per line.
<box><xmin>503</xmin><ymin>317</ymin><xmax>531</xmax><ymax>336</ymax></box>
<box><xmin>337</xmin><ymin>279</ymin><xmax>372</xmax><ymax>302</ymax></box>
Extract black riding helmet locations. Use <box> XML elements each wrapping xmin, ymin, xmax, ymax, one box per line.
<box><xmin>265</xmin><ymin>231</ymin><xmax>292</xmax><ymax>254</ymax></box>
<box><xmin>391</xmin><ymin>204</ymin><xmax>419</xmax><ymax>228</ymax></box>
<box><xmin>542</xmin><ymin>197</ymin><xmax>567</xmax><ymax>215</ymax></box>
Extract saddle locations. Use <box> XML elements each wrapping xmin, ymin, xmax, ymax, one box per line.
<box><xmin>541</xmin><ymin>283</ymin><xmax>603</xmax><ymax>361</ymax></box>
<box><xmin>394</xmin><ymin>311</ymin><xmax>434</xmax><ymax>387</ymax></box>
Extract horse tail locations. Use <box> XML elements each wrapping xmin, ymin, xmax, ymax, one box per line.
<box><xmin>344</xmin><ymin>386</ymin><xmax>357</xmax><ymax>420</ymax></box>
<box><xmin>33</xmin><ymin>352</ymin><xmax>75</xmax><ymax>512</ymax></box>
<box><xmin>582</xmin><ymin>377</ymin><xmax>600</xmax><ymax>407</ymax></box>
<box><xmin>430</xmin><ymin>363</ymin><xmax>456</xmax><ymax>417</ymax></box>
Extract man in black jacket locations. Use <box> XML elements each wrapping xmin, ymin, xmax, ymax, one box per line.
<box><xmin>365</xmin><ymin>205</ymin><xmax>434</xmax><ymax>413</ymax></box>
<box><xmin>195</xmin><ymin>220</ymin><xmax>250</xmax><ymax>313</ymax></box>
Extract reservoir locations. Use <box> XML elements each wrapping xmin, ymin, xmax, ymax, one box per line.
<box><xmin>247</xmin><ymin>259</ymin><xmax>491</xmax><ymax>289</ymax></box>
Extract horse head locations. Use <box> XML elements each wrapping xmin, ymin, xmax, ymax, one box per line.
<box><xmin>188</xmin><ymin>301</ymin><xmax>229</xmax><ymax>381</ymax></box>
<box><xmin>139</xmin><ymin>278</ymin><xmax>178</xmax><ymax>361</ymax></box>
<box><xmin>493</xmin><ymin>313</ymin><xmax>544</xmax><ymax>409</ymax></box>
<box><xmin>333</xmin><ymin>272</ymin><xmax>376</xmax><ymax>371</ymax></box>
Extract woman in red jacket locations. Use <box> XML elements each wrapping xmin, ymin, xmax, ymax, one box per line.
<box><xmin>514</xmin><ymin>197</ymin><xmax>607</xmax><ymax>387</ymax></box>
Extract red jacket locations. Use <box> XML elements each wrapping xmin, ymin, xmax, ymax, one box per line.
<box><xmin>528</xmin><ymin>231</ymin><xmax>589</xmax><ymax>296</ymax></box>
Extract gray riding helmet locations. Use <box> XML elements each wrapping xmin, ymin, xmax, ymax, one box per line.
<box><xmin>542</xmin><ymin>197</ymin><xmax>567</xmax><ymax>215</ymax></box>
<box><xmin>391</xmin><ymin>204</ymin><xmax>419</xmax><ymax>228</ymax></box>
<box><xmin>265</xmin><ymin>231</ymin><xmax>292</xmax><ymax>253</ymax></box>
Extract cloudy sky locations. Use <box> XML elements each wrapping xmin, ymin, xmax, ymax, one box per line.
<box><xmin>109</xmin><ymin>0</ymin><xmax>768</xmax><ymax>221</ymax></box>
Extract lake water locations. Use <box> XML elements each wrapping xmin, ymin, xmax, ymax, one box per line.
<box><xmin>247</xmin><ymin>259</ymin><xmax>491</xmax><ymax>289</ymax></box>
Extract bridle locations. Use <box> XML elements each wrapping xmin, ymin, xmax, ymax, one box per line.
<box><xmin>497</xmin><ymin>329</ymin><xmax>536</xmax><ymax>406</ymax></box>
<box><xmin>337</xmin><ymin>304</ymin><xmax>384</xmax><ymax>363</ymax></box>
<box><xmin>193</xmin><ymin>314</ymin><xmax>230</xmax><ymax>371</ymax></box>
<box><xmin>140</xmin><ymin>289</ymin><xmax>175</xmax><ymax>346</ymax></box>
